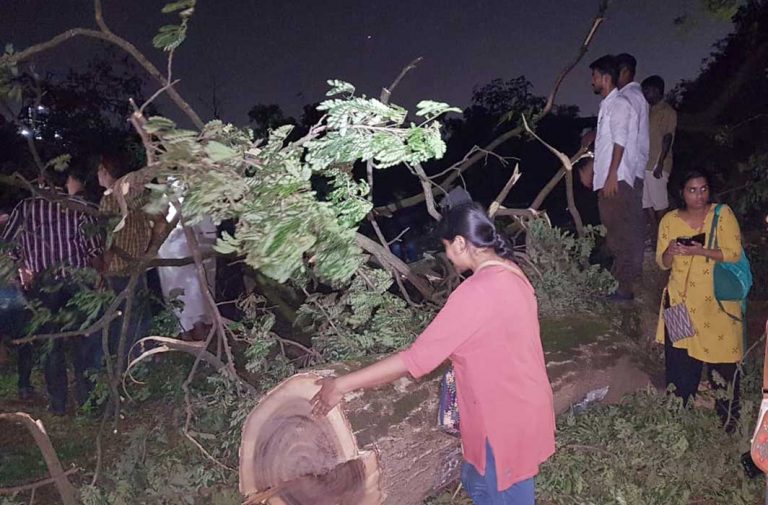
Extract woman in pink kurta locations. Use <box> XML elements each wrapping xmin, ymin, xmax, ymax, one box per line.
<box><xmin>312</xmin><ymin>203</ymin><xmax>555</xmax><ymax>504</ymax></box>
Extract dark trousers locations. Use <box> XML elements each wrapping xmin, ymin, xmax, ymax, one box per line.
<box><xmin>105</xmin><ymin>274</ymin><xmax>151</xmax><ymax>368</ymax></box>
<box><xmin>664</xmin><ymin>334</ymin><xmax>741</xmax><ymax>427</ymax></box>
<box><xmin>597</xmin><ymin>178</ymin><xmax>645</xmax><ymax>295</ymax></box>
<box><xmin>30</xmin><ymin>279</ymin><xmax>100</xmax><ymax>411</ymax></box>
<box><xmin>17</xmin><ymin>344</ymin><xmax>34</xmax><ymax>389</ymax></box>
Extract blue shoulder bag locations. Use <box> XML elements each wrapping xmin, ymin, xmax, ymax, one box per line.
<box><xmin>707</xmin><ymin>204</ymin><xmax>752</xmax><ymax>320</ymax></box>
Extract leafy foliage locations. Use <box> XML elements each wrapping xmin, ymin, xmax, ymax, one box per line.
<box><xmin>153</xmin><ymin>0</ymin><xmax>197</xmax><ymax>52</ymax></box>
<box><xmin>296</xmin><ymin>266</ymin><xmax>434</xmax><ymax>361</ymax></box>
<box><xmin>522</xmin><ymin>219</ymin><xmax>617</xmax><ymax>315</ymax></box>
<box><xmin>143</xmin><ymin>81</ymin><xmax>453</xmax><ymax>284</ymax></box>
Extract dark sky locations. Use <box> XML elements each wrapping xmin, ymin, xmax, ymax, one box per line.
<box><xmin>3</xmin><ymin>0</ymin><xmax>731</xmax><ymax>125</ymax></box>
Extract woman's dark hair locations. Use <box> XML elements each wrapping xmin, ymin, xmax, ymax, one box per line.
<box><xmin>676</xmin><ymin>169</ymin><xmax>713</xmax><ymax>209</ymax></box>
<box><xmin>436</xmin><ymin>202</ymin><xmax>515</xmax><ymax>260</ymax></box>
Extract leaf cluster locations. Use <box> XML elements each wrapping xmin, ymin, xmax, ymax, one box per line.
<box><xmin>521</xmin><ymin>219</ymin><xmax>617</xmax><ymax>316</ymax></box>
<box><xmin>296</xmin><ymin>266</ymin><xmax>434</xmax><ymax>361</ymax></box>
<box><xmin>140</xmin><ymin>81</ymin><xmax>453</xmax><ymax>285</ymax></box>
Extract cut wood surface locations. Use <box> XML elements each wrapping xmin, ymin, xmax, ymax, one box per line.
<box><xmin>239</xmin><ymin>314</ymin><xmax>653</xmax><ymax>505</ymax></box>
<box><xmin>239</xmin><ymin>373</ymin><xmax>383</xmax><ymax>505</ymax></box>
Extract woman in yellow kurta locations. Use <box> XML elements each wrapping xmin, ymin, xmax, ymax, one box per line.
<box><xmin>655</xmin><ymin>169</ymin><xmax>744</xmax><ymax>431</ymax></box>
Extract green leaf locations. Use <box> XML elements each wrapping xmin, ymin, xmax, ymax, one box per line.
<box><xmin>326</xmin><ymin>79</ymin><xmax>356</xmax><ymax>97</ymax></box>
<box><xmin>144</xmin><ymin>116</ymin><xmax>177</xmax><ymax>134</ymax></box>
<box><xmin>415</xmin><ymin>100</ymin><xmax>462</xmax><ymax>119</ymax></box>
<box><xmin>45</xmin><ymin>154</ymin><xmax>71</xmax><ymax>172</ymax></box>
<box><xmin>204</xmin><ymin>141</ymin><xmax>237</xmax><ymax>162</ymax></box>
<box><xmin>152</xmin><ymin>24</ymin><xmax>186</xmax><ymax>51</ymax></box>
<box><xmin>161</xmin><ymin>0</ymin><xmax>196</xmax><ymax>13</ymax></box>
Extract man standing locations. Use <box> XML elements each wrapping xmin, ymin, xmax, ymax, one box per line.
<box><xmin>588</xmin><ymin>55</ymin><xmax>646</xmax><ymax>301</ymax></box>
<box><xmin>616</xmin><ymin>53</ymin><xmax>650</xmax><ymax>186</ymax></box>
<box><xmin>97</xmin><ymin>150</ymin><xmax>157</xmax><ymax>362</ymax></box>
<box><xmin>1</xmin><ymin>164</ymin><xmax>103</xmax><ymax>415</ymax></box>
<box><xmin>641</xmin><ymin>75</ymin><xmax>677</xmax><ymax>246</ymax></box>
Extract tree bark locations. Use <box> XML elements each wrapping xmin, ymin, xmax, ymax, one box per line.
<box><xmin>239</xmin><ymin>317</ymin><xmax>652</xmax><ymax>504</ymax></box>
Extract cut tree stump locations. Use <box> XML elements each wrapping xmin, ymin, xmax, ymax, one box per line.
<box><xmin>239</xmin><ymin>315</ymin><xmax>654</xmax><ymax>505</ymax></box>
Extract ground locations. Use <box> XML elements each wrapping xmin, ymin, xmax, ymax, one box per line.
<box><xmin>1</xmin><ymin>299</ymin><xmax>766</xmax><ymax>504</ymax></box>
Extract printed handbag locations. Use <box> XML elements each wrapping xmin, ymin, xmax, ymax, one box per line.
<box><xmin>708</xmin><ymin>204</ymin><xmax>753</xmax><ymax>302</ymax></box>
<box><xmin>663</xmin><ymin>256</ymin><xmax>696</xmax><ymax>343</ymax></box>
<box><xmin>438</xmin><ymin>366</ymin><xmax>460</xmax><ymax>437</ymax></box>
<box><xmin>663</xmin><ymin>299</ymin><xmax>696</xmax><ymax>343</ymax></box>
<box><xmin>750</xmin><ymin>322</ymin><xmax>768</xmax><ymax>472</ymax></box>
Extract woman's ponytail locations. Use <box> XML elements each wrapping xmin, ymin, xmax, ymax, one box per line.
<box><xmin>437</xmin><ymin>202</ymin><xmax>516</xmax><ymax>259</ymax></box>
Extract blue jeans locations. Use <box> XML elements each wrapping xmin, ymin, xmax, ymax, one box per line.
<box><xmin>461</xmin><ymin>441</ymin><xmax>535</xmax><ymax>505</ymax></box>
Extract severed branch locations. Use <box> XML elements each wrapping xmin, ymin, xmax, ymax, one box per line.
<box><xmin>380</xmin><ymin>57</ymin><xmax>423</xmax><ymax>105</ymax></box>
<box><xmin>412</xmin><ymin>162</ymin><xmax>442</xmax><ymax>221</ymax></box>
<box><xmin>488</xmin><ymin>163</ymin><xmax>522</xmax><ymax>217</ymax></box>
<box><xmin>0</xmin><ymin>413</ymin><xmax>77</xmax><ymax>505</ymax></box>
<box><xmin>372</xmin><ymin>0</ymin><xmax>609</xmax><ymax>214</ymax></box>
<box><xmin>355</xmin><ymin>233</ymin><xmax>440</xmax><ymax>303</ymax></box>
<box><xmin>521</xmin><ymin>115</ymin><xmax>585</xmax><ymax>236</ymax></box>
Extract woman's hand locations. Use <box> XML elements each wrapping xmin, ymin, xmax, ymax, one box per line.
<box><xmin>666</xmin><ymin>240</ymin><xmax>706</xmax><ymax>257</ymax></box>
<box><xmin>665</xmin><ymin>240</ymin><xmax>684</xmax><ymax>257</ymax></box>
<box><xmin>311</xmin><ymin>377</ymin><xmax>344</xmax><ymax>418</ymax></box>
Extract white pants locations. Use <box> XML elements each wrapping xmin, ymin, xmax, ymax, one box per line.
<box><xmin>642</xmin><ymin>171</ymin><xmax>669</xmax><ymax>211</ymax></box>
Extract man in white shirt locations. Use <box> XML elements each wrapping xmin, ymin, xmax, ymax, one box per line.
<box><xmin>588</xmin><ymin>54</ymin><xmax>645</xmax><ymax>301</ymax></box>
<box><xmin>616</xmin><ymin>53</ymin><xmax>650</xmax><ymax>185</ymax></box>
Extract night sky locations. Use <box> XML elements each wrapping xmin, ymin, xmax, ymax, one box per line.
<box><xmin>3</xmin><ymin>1</ymin><xmax>731</xmax><ymax>125</ymax></box>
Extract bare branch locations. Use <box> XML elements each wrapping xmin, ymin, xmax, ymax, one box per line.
<box><xmin>0</xmin><ymin>413</ymin><xmax>78</xmax><ymax>505</ymax></box>
<box><xmin>355</xmin><ymin>233</ymin><xmax>440</xmax><ymax>303</ymax></box>
<box><xmin>530</xmin><ymin>149</ymin><xmax>591</xmax><ymax>210</ymax></box>
<box><xmin>488</xmin><ymin>163</ymin><xmax>522</xmax><ymax>217</ymax></box>
<box><xmin>373</xmin><ymin>0</ymin><xmax>609</xmax><ymax>214</ymax></box>
<box><xmin>0</xmin><ymin>468</ymin><xmax>78</xmax><ymax>496</ymax></box>
<box><xmin>521</xmin><ymin>115</ymin><xmax>585</xmax><ymax>236</ymax></box>
<box><xmin>412</xmin><ymin>163</ymin><xmax>442</xmax><ymax>221</ymax></box>
<box><xmin>8</xmin><ymin>21</ymin><xmax>205</xmax><ymax>129</ymax></box>
<box><xmin>539</xmin><ymin>0</ymin><xmax>608</xmax><ymax>117</ymax></box>
<box><xmin>380</xmin><ymin>57</ymin><xmax>423</xmax><ymax>104</ymax></box>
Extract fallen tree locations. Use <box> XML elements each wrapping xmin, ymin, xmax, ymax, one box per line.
<box><xmin>237</xmin><ymin>315</ymin><xmax>652</xmax><ymax>505</ymax></box>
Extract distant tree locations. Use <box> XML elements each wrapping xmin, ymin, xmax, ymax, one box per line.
<box><xmin>247</xmin><ymin>103</ymin><xmax>295</xmax><ymax>139</ymax></box>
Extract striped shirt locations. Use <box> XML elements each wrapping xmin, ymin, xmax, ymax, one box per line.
<box><xmin>1</xmin><ymin>193</ymin><xmax>103</xmax><ymax>275</ymax></box>
<box><xmin>99</xmin><ymin>186</ymin><xmax>152</xmax><ymax>275</ymax></box>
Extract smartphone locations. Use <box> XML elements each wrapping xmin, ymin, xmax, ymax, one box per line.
<box><xmin>676</xmin><ymin>233</ymin><xmax>706</xmax><ymax>247</ymax></box>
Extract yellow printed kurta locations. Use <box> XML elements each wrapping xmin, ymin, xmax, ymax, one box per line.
<box><xmin>655</xmin><ymin>204</ymin><xmax>744</xmax><ymax>363</ymax></box>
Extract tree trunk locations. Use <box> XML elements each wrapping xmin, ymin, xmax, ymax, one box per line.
<box><xmin>239</xmin><ymin>316</ymin><xmax>653</xmax><ymax>504</ymax></box>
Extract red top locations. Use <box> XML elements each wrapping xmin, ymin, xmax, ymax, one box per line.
<box><xmin>400</xmin><ymin>264</ymin><xmax>555</xmax><ymax>490</ymax></box>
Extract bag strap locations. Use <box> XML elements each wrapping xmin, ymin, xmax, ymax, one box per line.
<box><xmin>706</xmin><ymin>204</ymin><xmax>723</xmax><ymax>260</ymax></box>
<box><xmin>475</xmin><ymin>260</ymin><xmax>534</xmax><ymax>292</ymax></box>
<box><xmin>763</xmin><ymin>321</ymin><xmax>768</xmax><ymax>396</ymax></box>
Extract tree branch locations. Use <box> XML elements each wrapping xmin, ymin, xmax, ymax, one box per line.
<box><xmin>355</xmin><ymin>233</ymin><xmax>440</xmax><ymax>303</ymax></box>
<box><xmin>0</xmin><ymin>413</ymin><xmax>78</xmax><ymax>505</ymax></box>
<box><xmin>372</xmin><ymin>0</ymin><xmax>608</xmax><ymax>214</ymax></box>
<box><xmin>7</xmin><ymin>20</ymin><xmax>204</xmax><ymax>129</ymax></box>
<box><xmin>521</xmin><ymin>115</ymin><xmax>585</xmax><ymax>235</ymax></box>
<box><xmin>0</xmin><ymin>468</ymin><xmax>78</xmax><ymax>496</ymax></box>
<box><xmin>488</xmin><ymin>163</ymin><xmax>522</xmax><ymax>217</ymax></box>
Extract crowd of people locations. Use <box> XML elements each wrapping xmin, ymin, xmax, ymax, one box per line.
<box><xmin>0</xmin><ymin>53</ymin><xmax>750</xmax><ymax>505</ymax></box>
<box><xmin>0</xmin><ymin>152</ymin><xmax>217</xmax><ymax>416</ymax></box>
